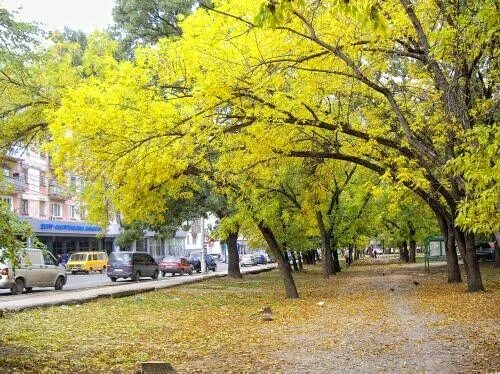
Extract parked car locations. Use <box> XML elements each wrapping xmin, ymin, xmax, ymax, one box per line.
<box><xmin>254</xmin><ymin>253</ymin><xmax>267</xmax><ymax>265</ymax></box>
<box><xmin>158</xmin><ymin>256</ymin><xmax>193</xmax><ymax>276</ymax></box>
<box><xmin>106</xmin><ymin>252</ymin><xmax>159</xmax><ymax>282</ymax></box>
<box><xmin>66</xmin><ymin>251</ymin><xmax>108</xmax><ymax>274</ymax></box>
<box><xmin>188</xmin><ymin>252</ymin><xmax>217</xmax><ymax>272</ymax></box>
<box><xmin>475</xmin><ymin>242</ymin><xmax>495</xmax><ymax>262</ymax></box>
<box><xmin>0</xmin><ymin>248</ymin><xmax>67</xmax><ymax>295</ymax></box>
<box><xmin>240</xmin><ymin>254</ymin><xmax>257</xmax><ymax>267</ymax></box>
<box><xmin>208</xmin><ymin>253</ymin><xmax>222</xmax><ymax>262</ymax></box>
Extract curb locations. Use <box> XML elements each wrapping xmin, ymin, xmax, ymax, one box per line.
<box><xmin>0</xmin><ymin>264</ymin><xmax>277</xmax><ymax>313</ymax></box>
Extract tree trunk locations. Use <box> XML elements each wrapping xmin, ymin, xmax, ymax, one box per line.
<box><xmin>409</xmin><ymin>224</ymin><xmax>416</xmax><ymax>263</ymax></box>
<box><xmin>316</xmin><ymin>211</ymin><xmax>334</xmax><ymax>278</ymax></box>
<box><xmin>297</xmin><ymin>252</ymin><xmax>303</xmax><ymax>271</ymax></box>
<box><xmin>464</xmin><ymin>232</ymin><xmax>485</xmax><ymax>292</ymax></box>
<box><xmin>226</xmin><ymin>230</ymin><xmax>242</xmax><ymax>279</ymax></box>
<box><xmin>454</xmin><ymin>228</ymin><xmax>469</xmax><ymax>276</ymax></box>
<box><xmin>332</xmin><ymin>247</ymin><xmax>341</xmax><ymax>272</ymax></box>
<box><xmin>257</xmin><ymin>222</ymin><xmax>299</xmax><ymax>298</ymax></box>
<box><xmin>290</xmin><ymin>251</ymin><xmax>299</xmax><ymax>272</ymax></box>
<box><xmin>331</xmin><ymin>237</ymin><xmax>341</xmax><ymax>272</ymax></box>
<box><xmin>401</xmin><ymin>241</ymin><xmax>409</xmax><ymax>262</ymax></box>
<box><xmin>494</xmin><ymin>232</ymin><xmax>500</xmax><ymax>268</ymax></box>
<box><xmin>437</xmin><ymin>215</ymin><xmax>461</xmax><ymax>283</ymax></box>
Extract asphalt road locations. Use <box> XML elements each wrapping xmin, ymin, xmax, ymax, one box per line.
<box><xmin>0</xmin><ymin>261</ymin><xmax>234</xmax><ymax>299</ymax></box>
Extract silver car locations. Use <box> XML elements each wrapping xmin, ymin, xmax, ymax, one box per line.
<box><xmin>0</xmin><ymin>248</ymin><xmax>67</xmax><ymax>295</ymax></box>
<box><xmin>240</xmin><ymin>254</ymin><xmax>257</xmax><ymax>267</ymax></box>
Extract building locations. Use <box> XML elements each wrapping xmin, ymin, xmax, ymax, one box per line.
<box><xmin>1</xmin><ymin>148</ymin><xmax>120</xmax><ymax>255</ymax></box>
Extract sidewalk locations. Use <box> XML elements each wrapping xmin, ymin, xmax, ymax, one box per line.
<box><xmin>0</xmin><ymin>264</ymin><xmax>277</xmax><ymax>312</ymax></box>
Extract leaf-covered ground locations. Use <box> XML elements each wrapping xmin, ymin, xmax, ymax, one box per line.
<box><xmin>0</xmin><ymin>260</ymin><xmax>498</xmax><ymax>373</ymax></box>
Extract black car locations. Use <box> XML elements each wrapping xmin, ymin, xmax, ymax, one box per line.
<box><xmin>107</xmin><ymin>251</ymin><xmax>159</xmax><ymax>282</ymax></box>
<box><xmin>475</xmin><ymin>243</ymin><xmax>495</xmax><ymax>262</ymax></box>
<box><xmin>188</xmin><ymin>252</ymin><xmax>217</xmax><ymax>272</ymax></box>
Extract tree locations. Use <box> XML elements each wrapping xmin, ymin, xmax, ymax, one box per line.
<box><xmin>112</xmin><ymin>0</ymin><xmax>199</xmax><ymax>52</ymax></box>
<box><xmin>0</xmin><ymin>201</ymin><xmax>44</xmax><ymax>268</ymax></box>
<box><xmin>48</xmin><ymin>0</ymin><xmax>497</xmax><ymax>295</ymax></box>
<box><xmin>185</xmin><ymin>0</ymin><xmax>497</xmax><ymax>291</ymax></box>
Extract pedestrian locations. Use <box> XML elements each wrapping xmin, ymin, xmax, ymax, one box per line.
<box><xmin>373</xmin><ymin>247</ymin><xmax>377</xmax><ymax>259</ymax></box>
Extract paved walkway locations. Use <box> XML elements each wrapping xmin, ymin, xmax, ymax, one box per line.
<box><xmin>0</xmin><ymin>264</ymin><xmax>277</xmax><ymax>312</ymax></box>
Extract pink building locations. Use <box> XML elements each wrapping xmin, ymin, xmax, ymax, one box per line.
<box><xmin>1</xmin><ymin>148</ymin><xmax>119</xmax><ymax>255</ymax></box>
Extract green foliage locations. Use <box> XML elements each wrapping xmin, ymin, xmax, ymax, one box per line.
<box><xmin>0</xmin><ymin>201</ymin><xmax>44</xmax><ymax>269</ymax></box>
<box><xmin>450</xmin><ymin>124</ymin><xmax>500</xmax><ymax>234</ymax></box>
<box><xmin>111</xmin><ymin>0</ymin><xmax>198</xmax><ymax>53</ymax></box>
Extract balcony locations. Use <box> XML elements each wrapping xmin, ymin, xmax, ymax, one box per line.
<box><xmin>0</xmin><ymin>174</ymin><xmax>25</xmax><ymax>193</ymax></box>
<box><xmin>48</xmin><ymin>183</ymin><xmax>70</xmax><ymax>200</ymax></box>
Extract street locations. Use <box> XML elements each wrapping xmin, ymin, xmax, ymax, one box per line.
<box><xmin>0</xmin><ymin>261</ymin><xmax>235</xmax><ymax>299</ymax></box>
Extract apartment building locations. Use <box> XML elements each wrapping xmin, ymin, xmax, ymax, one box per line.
<box><xmin>1</xmin><ymin>148</ymin><xmax>120</xmax><ymax>255</ymax></box>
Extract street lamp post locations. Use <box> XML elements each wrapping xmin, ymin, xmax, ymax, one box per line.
<box><xmin>201</xmin><ymin>217</ymin><xmax>207</xmax><ymax>273</ymax></box>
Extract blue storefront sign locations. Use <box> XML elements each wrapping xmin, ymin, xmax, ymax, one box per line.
<box><xmin>39</xmin><ymin>223</ymin><xmax>101</xmax><ymax>232</ymax></box>
<box><xmin>23</xmin><ymin>218</ymin><xmax>104</xmax><ymax>236</ymax></box>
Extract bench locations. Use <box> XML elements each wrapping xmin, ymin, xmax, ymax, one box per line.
<box><xmin>424</xmin><ymin>254</ymin><xmax>447</xmax><ymax>271</ymax></box>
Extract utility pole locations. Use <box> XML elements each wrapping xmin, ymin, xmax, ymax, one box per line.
<box><xmin>201</xmin><ymin>217</ymin><xmax>207</xmax><ymax>273</ymax></box>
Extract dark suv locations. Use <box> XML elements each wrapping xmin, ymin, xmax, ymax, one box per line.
<box><xmin>188</xmin><ymin>252</ymin><xmax>217</xmax><ymax>272</ymax></box>
<box><xmin>107</xmin><ymin>252</ymin><xmax>159</xmax><ymax>282</ymax></box>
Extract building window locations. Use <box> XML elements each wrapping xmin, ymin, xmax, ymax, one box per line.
<box><xmin>3</xmin><ymin>168</ymin><xmax>10</xmax><ymax>177</ymax></box>
<box><xmin>80</xmin><ymin>206</ymin><xmax>86</xmax><ymax>220</ymax></box>
<box><xmin>1</xmin><ymin>196</ymin><xmax>13</xmax><ymax>211</ymax></box>
<box><xmin>70</xmin><ymin>176</ymin><xmax>77</xmax><ymax>188</ymax></box>
<box><xmin>21</xmin><ymin>199</ymin><xmax>29</xmax><ymax>215</ymax></box>
<box><xmin>70</xmin><ymin>205</ymin><xmax>76</xmax><ymax>219</ymax></box>
<box><xmin>39</xmin><ymin>201</ymin><xmax>46</xmax><ymax>217</ymax></box>
<box><xmin>51</xmin><ymin>203</ymin><xmax>62</xmax><ymax>218</ymax></box>
<box><xmin>40</xmin><ymin>171</ymin><xmax>46</xmax><ymax>186</ymax></box>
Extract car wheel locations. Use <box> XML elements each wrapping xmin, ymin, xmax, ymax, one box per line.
<box><xmin>110</xmin><ymin>277</ymin><xmax>117</xmax><ymax>282</ymax></box>
<box><xmin>132</xmin><ymin>271</ymin><xmax>141</xmax><ymax>282</ymax></box>
<box><xmin>188</xmin><ymin>269</ymin><xmax>193</xmax><ymax>275</ymax></box>
<box><xmin>55</xmin><ymin>276</ymin><xmax>65</xmax><ymax>291</ymax></box>
<box><xmin>11</xmin><ymin>278</ymin><xmax>24</xmax><ymax>295</ymax></box>
<box><xmin>89</xmin><ymin>267</ymin><xmax>93</xmax><ymax>274</ymax></box>
<box><xmin>152</xmin><ymin>269</ymin><xmax>159</xmax><ymax>280</ymax></box>
<box><xmin>100</xmin><ymin>266</ymin><xmax>106</xmax><ymax>274</ymax></box>
<box><xmin>161</xmin><ymin>271</ymin><xmax>166</xmax><ymax>277</ymax></box>
<box><xmin>213</xmin><ymin>265</ymin><xmax>217</xmax><ymax>272</ymax></box>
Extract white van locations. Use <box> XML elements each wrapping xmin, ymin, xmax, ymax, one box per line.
<box><xmin>0</xmin><ymin>248</ymin><xmax>67</xmax><ymax>295</ymax></box>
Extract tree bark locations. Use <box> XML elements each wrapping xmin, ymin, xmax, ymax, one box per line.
<box><xmin>401</xmin><ymin>241</ymin><xmax>409</xmax><ymax>262</ymax></box>
<box><xmin>454</xmin><ymin>228</ymin><xmax>469</xmax><ymax>276</ymax></box>
<box><xmin>297</xmin><ymin>252</ymin><xmax>303</xmax><ymax>271</ymax></box>
<box><xmin>290</xmin><ymin>251</ymin><xmax>299</xmax><ymax>272</ymax></box>
<box><xmin>494</xmin><ymin>232</ymin><xmax>500</xmax><ymax>268</ymax></box>
<box><xmin>257</xmin><ymin>222</ymin><xmax>299</xmax><ymax>298</ymax></box>
<box><xmin>226</xmin><ymin>230</ymin><xmax>242</xmax><ymax>279</ymax></box>
<box><xmin>409</xmin><ymin>223</ymin><xmax>416</xmax><ymax>263</ymax></box>
<box><xmin>332</xmin><ymin>247</ymin><xmax>341</xmax><ymax>272</ymax></box>
<box><xmin>464</xmin><ymin>232</ymin><xmax>485</xmax><ymax>292</ymax></box>
<box><xmin>316</xmin><ymin>211</ymin><xmax>334</xmax><ymax>278</ymax></box>
<box><xmin>437</xmin><ymin>215</ymin><xmax>462</xmax><ymax>283</ymax></box>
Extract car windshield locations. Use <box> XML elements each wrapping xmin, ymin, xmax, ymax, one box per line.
<box><xmin>189</xmin><ymin>253</ymin><xmax>201</xmax><ymax>259</ymax></box>
<box><xmin>109</xmin><ymin>253</ymin><xmax>132</xmax><ymax>263</ymax></box>
<box><xmin>69</xmin><ymin>253</ymin><xmax>87</xmax><ymax>261</ymax></box>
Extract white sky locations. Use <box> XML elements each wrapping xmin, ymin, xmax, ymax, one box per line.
<box><xmin>0</xmin><ymin>0</ymin><xmax>115</xmax><ymax>33</ymax></box>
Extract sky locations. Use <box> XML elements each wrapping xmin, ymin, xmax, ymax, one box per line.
<box><xmin>1</xmin><ymin>0</ymin><xmax>115</xmax><ymax>33</ymax></box>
